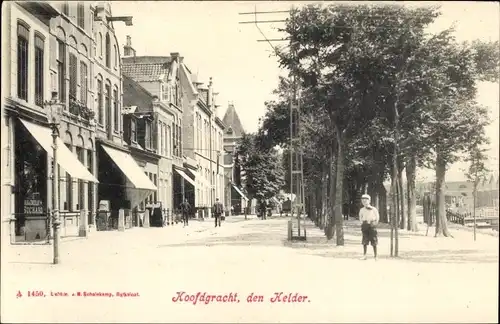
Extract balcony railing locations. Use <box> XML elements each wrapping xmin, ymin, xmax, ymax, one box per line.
<box><xmin>69</xmin><ymin>97</ymin><xmax>96</xmax><ymax>121</ymax></box>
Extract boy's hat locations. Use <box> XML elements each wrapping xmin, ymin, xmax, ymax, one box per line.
<box><xmin>361</xmin><ymin>194</ymin><xmax>371</xmax><ymax>200</ymax></box>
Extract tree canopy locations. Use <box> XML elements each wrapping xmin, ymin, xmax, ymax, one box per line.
<box><xmin>257</xmin><ymin>3</ymin><xmax>499</xmax><ymax>245</ymax></box>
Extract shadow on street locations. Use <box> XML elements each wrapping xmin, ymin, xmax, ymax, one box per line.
<box><xmin>158</xmin><ymin>218</ymin><xmax>498</xmax><ymax>264</ymax></box>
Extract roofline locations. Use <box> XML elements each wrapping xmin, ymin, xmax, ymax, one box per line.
<box><xmin>215</xmin><ymin>117</ymin><xmax>226</xmax><ymax>130</ymax></box>
<box><xmin>122</xmin><ymin>73</ymin><xmax>155</xmax><ymax>99</ymax></box>
<box><xmin>197</xmin><ymin>100</ymin><xmax>212</xmax><ymax>116</ymax></box>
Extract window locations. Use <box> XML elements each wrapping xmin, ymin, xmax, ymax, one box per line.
<box><xmin>62</xmin><ymin>2</ymin><xmax>69</xmax><ymax>15</ymax></box>
<box><xmin>148</xmin><ymin>173</ymin><xmax>153</xmax><ymax>204</ymax></box>
<box><xmin>77</xmin><ymin>2</ymin><xmax>85</xmax><ymax>29</ymax></box>
<box><xmin>69</xmin><ymin>54</ymin><xmax>77</xmax><ymax>102</ymax></box>
<box><xmin>57</xmin><ymin>40</ymin><xmax>66</xmax><ymax>103</ymax></box>
<box><xmin>105</xmin><ymin>33</ymin><xmax>111</xmax><ymax>68</ymax></box>
<box><xmin>105</xmin><ymin>84</ymin><xmax>111</xmax><ymax>129</ymax></box>
<box><xmin>178</xmin><ymin>124</ymin><xmax>182</xmax><ymax>155</ymax></box>
<box><xmin>167</xmin><ymin>125</ymin><xmax>171</xmax><ymax>156</ymax></box>
<box><xmin>153</xmin><ymin>174</ymin><xmax>157</xmax><ymax>203</ymax></box>
<box><xmin>131</xmin><ymin>119</ymin><xmax>137</xmax><ymax>142</ymax></box>
<box><xmin>114</xmin><ymin>45</ymin><xmax>118</xmax><ymax>67</ymax></box>
<box><xmin>34</xmin><ymin>34</ymin><xmax>44</xmax><ymax>107</ymax></box>
<box><xmin>145</xmin><ymin>121</ymin><xmax>151</xmax><ymax>149</ymax></box>
<box><xmin>113</xmin><ymin>88</ymin><xmax>118</xmax><ymax>131</ymax></box>
<box><xmin>175</xmin><ymin>83</ymin><xmax>179</xmax><ymax>105</ymax></box>
<box><xmin>172</xmin><ymin>123</ymin><xmax>176</xmax><ymax>156</ymax></box>
<box><xmin>97</xmin><ymin>79</ymin><xmax>103</xmax><ymax>124</ymax></box>
<box><xmin>64</xmin><ymin>143</ymin><xmax>73</xmax><ymax>211</ymax></box>
<box><xmin>161</xmin><ymin>84</ymin><xmax>168</xmax><ymax>101</ymax></box>
<box><xmin>76</xmin><ymin>147</ymin><xmax>84</xmax><ymax>210</ymax></box>
<box><xmin>87</xmin><ymin>150</ymin><xmax>94</xmax><ymax>219</ymax></box>
<box><xmin>164</xmin><ymin>125</ymin><xmax>168</xmax><ymax>156</ymax></box>
<box><xmin>80</xmin><ymin>62</ymin><xmax>88</xmax><ymax>105</ymax></box>
<box><xmin>99</xmin><ymin>33</ymin><xmax>102</xmax><ymax>57</ymax></box>
<box><xmin>17</xmin><ymin>23</ymin><xmax>29</xmax><ymax>101</ymax></box>
<box><xmin>158</xmin><ymin>123</ymin><xmax>163</xmax><ymax>155</ymax></box>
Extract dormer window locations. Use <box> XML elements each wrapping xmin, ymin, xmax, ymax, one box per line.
<box><xmin>227</xmin><ymin>126</ymin><xmax>233</xmax><ymax>135</ymax></box>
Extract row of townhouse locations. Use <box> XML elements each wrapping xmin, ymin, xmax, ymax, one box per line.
<box><xmin>1</xmin><ymin>1</ymin><xmax>249</xmax><ymax>245</ymax></box>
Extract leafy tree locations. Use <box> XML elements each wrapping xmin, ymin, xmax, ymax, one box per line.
<box><xmin>464</xmin><ymin>130</ymin><xmax>491</xmax><ymax>241</ymax></box>
<box><xmin>235</xmin><ymin>133</ymin><xmax>285</xmax><ymax>208</ymax></box>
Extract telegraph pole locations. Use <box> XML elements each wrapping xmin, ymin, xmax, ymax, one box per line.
<box><xmin>239</xmin><ymin>5</ymin><xmax>306</xmax><ymax>239</ymax></box>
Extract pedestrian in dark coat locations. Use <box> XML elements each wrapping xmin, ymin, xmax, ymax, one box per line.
<box><xmin>212</xmin><ymin>198</ymin><xmax>224</xmax><ymax>227</ymax></box>
<box><xmin>179</xmin><ymin>199</ymin><xmax>191</xmax><ymax>226</ymax></box>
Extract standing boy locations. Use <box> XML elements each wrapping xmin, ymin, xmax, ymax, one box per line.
<box><xmin>359</xmin><ymin>194</ymin><xmax>379</xmax><ymax>260</ymax></box>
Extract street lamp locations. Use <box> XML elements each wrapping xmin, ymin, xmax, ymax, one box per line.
<box><xmin>45</xmin><ymin>91</ymin><xmax>63</xmax><ymax>265</ymax></box>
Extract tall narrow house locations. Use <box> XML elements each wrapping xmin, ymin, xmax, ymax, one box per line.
<box><xmin>222</xmin><ymin>103</ymin><xmax>248</xmax><ymax>215</ymax></box>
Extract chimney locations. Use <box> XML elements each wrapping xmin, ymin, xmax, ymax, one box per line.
<box><xmin>208</xmin><ymin>77</ymin><xmax>213</xmax><ymax>108</ymax></box>
<box><xmin>123</xmin><ymin>35</ymin><xmax>136</xmax><ymax>57</ymax></box>
<box><xmin>170</xmin><ymin>52</ymin><xmax>179</xmax><ymax>60</ymax></box>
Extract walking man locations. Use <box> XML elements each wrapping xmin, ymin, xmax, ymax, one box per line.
<box><xmin>212</xmin><ymin>198</ymin><xmax>224</xmax><ymax>227</ymax></box>
<box><xmin>180</xmin><ymin>199</ymin><xmax>191</xmax><ymax>227</ymax></box>
<box><xmin>359</xmin><ymin>194</ymin><xmax>379</xmax><ymax>260</ymax></box>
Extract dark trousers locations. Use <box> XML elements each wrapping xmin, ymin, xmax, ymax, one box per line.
<box><xmin>214</xmin><ymin>215</ymin><xmax>221</xmax><ymax>227</ymax></box>
<box><xmin>183</xmin><ymin>213</ymin><xmax>189</xmax><ymax>225</ymax></box>
<box><xmin>361</xmin><ymin>221</ymin><xmax>378</xmax><ymax>246</ymax></box>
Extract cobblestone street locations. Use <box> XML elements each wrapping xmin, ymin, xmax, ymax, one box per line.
<box><xmin>2</xmin><ymin>216</ymin><xmax>498</xmax><ymax>323</ymax></box>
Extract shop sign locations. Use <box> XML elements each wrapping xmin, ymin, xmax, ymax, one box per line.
<box><xmin>24</xmin><ymin>192</ymin><xmax>43</xmax><ymax>215</ymax></box>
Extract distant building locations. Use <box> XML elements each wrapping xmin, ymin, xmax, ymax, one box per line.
<box><xmin>222</xmin><ymin>103</ymin><xmax>249</xmax><ymax>214</ymax></box>
<box><xmin>121</xmin><ymin>41</ymin><xmax>184</xmax><ymax>213</ymax></box>
<box><xmin>415</xmin><ymin>174</ymin><xmax>499</xmax><ymax>209</ymax></box>
<box><xmin>179</xmin><ymin>70</ymin><xmax>226</xmax><ymax>218</ymax></box>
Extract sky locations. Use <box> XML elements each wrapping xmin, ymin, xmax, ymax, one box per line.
<box><xmin>111</xmin><ymin>1</ymin><xmax>499</xmax><ymax>182</ymax></box>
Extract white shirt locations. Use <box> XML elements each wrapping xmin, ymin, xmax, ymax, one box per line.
<box><xmin>359</xmin><ymin>206</ymin><xmax>380</xmax><ymax>224</ymax></box>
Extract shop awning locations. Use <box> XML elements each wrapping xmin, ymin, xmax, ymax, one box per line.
<box><xmin>101</xmin><ymin>145</ymin><xmax>156</xmax><ymax>190</ymax></box>
<box><xmin>175</xmin><ymin>169</ymin><xmax>196</xmax><ymax>187</ymax></box>
<box><xmin>185</xmin><ymin>169</ymin><xmax>209</xmax><ymax>188</ymax></box>
<box><xmin>232</xmin><ymin>185</ymin><xmax>249</xmax><ymax>201</ymax></box>
<box><xmin>20</xmin><ymin>119</ymin><xmax>98</xmax><ymax>183</ymax></box>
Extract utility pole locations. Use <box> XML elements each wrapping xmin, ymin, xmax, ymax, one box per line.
<box><xmin>239</xmin><ymin>5</ymin><xmax>306</xmax><ymax>239</ymax></box>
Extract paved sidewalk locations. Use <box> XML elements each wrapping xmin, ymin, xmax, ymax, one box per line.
<box><xmin>2</xmin><ymin>216</ymin><xmax>498</xmax><ymax>323</ymax></box>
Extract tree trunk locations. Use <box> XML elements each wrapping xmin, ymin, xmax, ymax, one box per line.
<box><xmin>334</xmin><ymin>137</ymin><xmax>345</xmax><ymax>246</ymax></box>
<box><xmin>326</xmin><ymin>150</ymin><xmax>336</xmax><ymax>240</ymax></box>
<box><xmin>391</xmin><ymin>150</ymin><xmax>399</xmax><ymax>257</ymax></box>
<box><xmin>308</xmin><ymin>188</ymin><xmax>315</xmax><ymax>224</ymax></box>
<box><xmin>406</xmin><ymin>154</ymin><xmax>418</xmax><ymax>231</ymax></box>
<box><xmin>320</xmin><ymin>165</ymin><xmax>329</xmax><ymax>230</ymax></box>
<box><xmin>398</xmin><ymin>160</ymin><xmax>406</xmax><ymax>230</ymax></box>
<box><xmin>434</xmin><ymin>152</ymin><xmax>452</xmax><ymax>237</ymax></box>
<box><xmin>378</xmin><ymin>182</ymin><xmax>388</xmax><ymax>223</ymax></box>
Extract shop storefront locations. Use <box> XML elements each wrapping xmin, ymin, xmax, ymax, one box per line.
<box><xmin>10</xmin><ymin>117</ymin><xmax>98</xmax><ymax>243</ymax></box>
<box><xmin>173</xmin><ymin>167</ymin><xmax>196</xmax><ymax>214</ymax></box>
<box><xmin>97</xmin><ymin>141</ymin><xmax>157</xmax><ymax>230</ymax></box>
